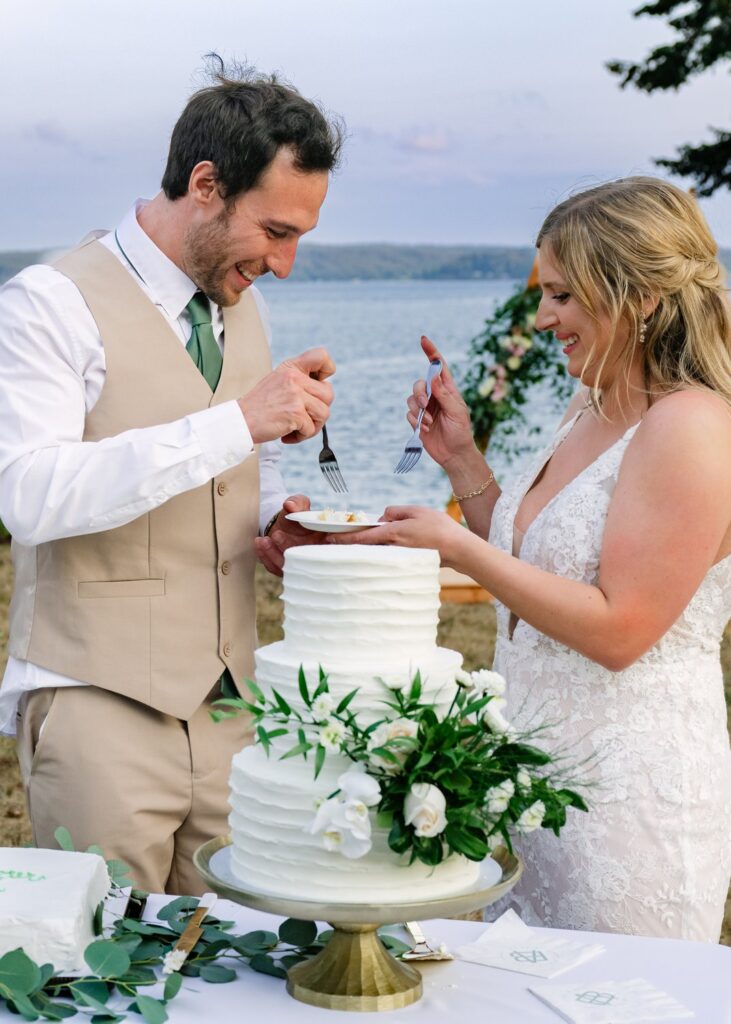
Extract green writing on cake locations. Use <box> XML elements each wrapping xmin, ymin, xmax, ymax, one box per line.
<box><xmin>0</xmin><ymin>870</ymin><xmax>48</xmax><ymax>882</ymax></box>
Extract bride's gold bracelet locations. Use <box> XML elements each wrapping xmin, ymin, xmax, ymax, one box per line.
<box><xmin>452</xmin><ymin>471</ymin><xmax>496</xmax><ymax>503</ymax></box>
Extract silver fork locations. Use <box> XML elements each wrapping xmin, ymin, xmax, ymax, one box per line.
<box><xmin>394</xmin><ymin>358</ymin><xmax>442</xmax><ymax>474</ymax></box>
<box><xmin>318</xmin><ymin>424</ymin><xmax>348</xmax><ymax>493</ymax></box>
<box><xmin>402</xmin><ymin>921</ymin><xmax>453</xmax><ymax>961</ymax></box>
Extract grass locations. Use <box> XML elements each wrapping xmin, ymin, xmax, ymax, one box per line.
<box><xmin>0</xmin><ymin>545</ymin><xmax>728</xmax><ymax>942</ymax></box>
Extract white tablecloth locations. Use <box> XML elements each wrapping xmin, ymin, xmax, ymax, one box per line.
<box><xmin>2</xmin><ymin>896</ymin><xmax>730</xmax><ymax>1022</ymax></box>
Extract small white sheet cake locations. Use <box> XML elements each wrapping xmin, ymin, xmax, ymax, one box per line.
<box><xmin>0</xmin><ymin>848</ymin><xmax>111</xmax><ymax>971</ymax></box>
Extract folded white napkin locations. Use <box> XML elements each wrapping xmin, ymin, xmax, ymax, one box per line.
<box><xmin>528</xmin><ymin>978</ymin><xmax>695</xmax><ymax>1023</ymax></box>
<box><xmin>456</xmin><ymin>909</ymin><xmax>605</xmax><ymax>978</ymax></box>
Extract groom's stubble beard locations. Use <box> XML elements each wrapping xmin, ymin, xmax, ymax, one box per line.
<box><xmin>183</xmin><ymin>208</ymin><xmax>264</xmax><ymax>308</ymax></box>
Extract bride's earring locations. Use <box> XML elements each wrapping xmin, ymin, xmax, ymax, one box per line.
<box><xmin>638</xmin><ymin>317</ymin><xmax>647</xmax><ymax>344</ymax></box>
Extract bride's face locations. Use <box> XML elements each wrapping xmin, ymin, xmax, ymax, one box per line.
<box><xmin>535</xmin><ymin>244</ymin><xmax>629</xmax><ymax>388</ymax></box>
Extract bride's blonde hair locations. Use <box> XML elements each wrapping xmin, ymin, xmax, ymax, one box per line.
<box><xmin>536</xmin><ymin>176</ymin><xmax>731</xmax><ymax>408</ymax></box>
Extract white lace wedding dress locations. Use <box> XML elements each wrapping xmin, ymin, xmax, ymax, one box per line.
<box><xmin>487</xmin><ymin>413</ymin><xmax>731</xmax><ymax>940</ymax></box>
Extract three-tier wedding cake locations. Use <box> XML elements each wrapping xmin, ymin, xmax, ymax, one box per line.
<box><xmin>229</xmin><ymin>545</ymin><xmax>481</xmax><ymax>901</ymax></box>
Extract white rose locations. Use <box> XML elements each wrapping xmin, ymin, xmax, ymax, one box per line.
<box><xmin>319</xmin><ymin>717</ymin><xmax>345</xmax><ymax>753</ymax></box>
<box><xmin>485</xmin><ymin>779</ymin><xmax>515</xmax><ymax>815</ymax></box>
<box><xmin>338</xmin><ymin>763</ymin><xmax>381</xmax><ymax>807</ymax></box>
<box><xmin>367</xmin><ymin>718</ymin><xmax>418</xmax><ymax>773</ymax></box>
<box><xmin>498</xmin><ymin>335</ymin><xmax>513</xmax><ymax>350</ymax></box>
<box><xmin>477</xmin><ymin>375</ymin><xmax>496</xmax><ymax>398</ymax></box>
<box><xmin>311</xmin><ymin>693</ymin><xmax>334</xmax><ymax>721</ymax></box>
<box><xmin>472</xmin><ymin>669</ymin><xmax>506</xmax><ymax>698</ymax></box>
<box><xmin>404</xmin><ymin>782</ymin><xmax>448</xmax><ymax>838</ymax></box>
<box><xmin>524</xmin><ymin>313</ymin><xmax>537</xmax><ymax>330</ymax></box>
<box><xmin>516</xmin><ymin>800</ymin><xmax>546</xmax><ymax>834</ymax></box>
<box><xmin>516</xmin><ymin>768</ymin><xmax>532</xmax><ymax>794</ymax></box>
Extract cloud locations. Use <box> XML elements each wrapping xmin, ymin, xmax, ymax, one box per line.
<box><xmin>22</xmin><ymin>121</ymin><xmax>103</xmax><ymax>163</ymax></box>
<box><xmin>396</xmin><ymin>126</ymin><xmax>451</xmax><ymax>154</ymax></box>
<box><xmin>26</xmin><ymin>120</ymin><xmax>79</xmax><ymax>148</ymax></box>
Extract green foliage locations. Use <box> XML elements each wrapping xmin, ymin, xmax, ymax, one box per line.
<box><xmin>0</xmin><ymin>890</ymin><xmax>344</xmax><ymax>1021</ymax></box>
<box><xmin>606</xmin><ymin>0</ymin><xmax>731</xmax><ymax>195</ymax></box>
<box><xmin>460</xmin><ymin>284</ymin><xmax>574</xmax><ymax>458</ymax></box>
<box><xmin>214</xmin><ymin>666</ymin><xmax>588</xmax><ymax>872</ymax></box>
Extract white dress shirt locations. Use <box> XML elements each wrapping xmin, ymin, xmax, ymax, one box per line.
<box><xmin>0</xmin><ymin>200</ymin><xmax>288</xmax><ymax>735</ymax></box>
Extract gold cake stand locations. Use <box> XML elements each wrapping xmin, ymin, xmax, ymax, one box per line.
<box><xmin>194</xmin><ymin>835</ymin><xmax>523</xmax><ymax>1013</ymax></box>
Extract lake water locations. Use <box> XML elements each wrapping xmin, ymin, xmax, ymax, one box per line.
<box><xmin>257</xmin><ymin>278</ymin><xmax>565</xmax><ymax>512</ymax></box>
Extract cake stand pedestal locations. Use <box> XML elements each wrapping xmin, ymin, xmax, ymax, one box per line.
<box><xmin>194</xmin><ymin>836</ymin><xmax>522</xmax><ymax>1012</ymax></box>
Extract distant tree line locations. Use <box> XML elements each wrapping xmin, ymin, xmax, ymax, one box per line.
<box><xmin>3</xmin><ymin>243</ymin><xmax>729</xmax><ymax>286</ymax></box>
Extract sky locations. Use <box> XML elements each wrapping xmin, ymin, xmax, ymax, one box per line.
<box><xmin>1</xmin><ymin>0</ymin><xmax>729</xmax><ymax>250</ymax></box>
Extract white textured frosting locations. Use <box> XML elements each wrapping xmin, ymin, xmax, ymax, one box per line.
<box><xmin>281</xmin><ymin>546</ymin><xmax>441</xmax><ymax>659</ymax></box>
<box><xmin>0</xmin><ymin>848</ymin><xmax>111</xmax><ymax>971</ymax></box>
<box><xmin>230</xmin><ymin>745</ymin><xmax>479</xmax><ymax>900</ymax></box>
<box><xmin>229</xmin><ymin>545</ymin><xmax>477</xmax><ymax>902</ymax></box>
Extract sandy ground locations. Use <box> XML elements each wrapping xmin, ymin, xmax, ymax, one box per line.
<box><xmin>0</xmin><ymin>545</ymin><xmax>728</xmax><ymax>941</ymax></box>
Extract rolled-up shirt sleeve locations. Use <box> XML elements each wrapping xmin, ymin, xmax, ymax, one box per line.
<box><xmin>0</xmin><ymin>268</ymin><xmax>256</xmax><ymax>546</ymax></box>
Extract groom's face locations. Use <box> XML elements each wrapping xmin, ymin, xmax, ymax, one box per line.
<box><xmin>184</xmin><ymin>148</ymin><xmax>329</xmax><ymax>307</ymax></box>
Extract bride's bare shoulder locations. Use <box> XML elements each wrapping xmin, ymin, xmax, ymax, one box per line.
<box><xmin>635</xmin><ymin>389</ymin><xmax>731</xmax><ymax>467</ymax></box>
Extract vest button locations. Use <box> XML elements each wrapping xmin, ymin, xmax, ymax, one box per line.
<box><xmin>220</xmin><ymin>560</ymin><xmax>231</xmax><ymax>575</ymax></box>
<box><xmin>217</xmin><ymin>482</ymin><xmax>227</xmax><ymax>496</ymax></box>
<box><xmin>223</xmin><ymin>642</ymin><xmax>232</xmax><ymax>658</ymax></box>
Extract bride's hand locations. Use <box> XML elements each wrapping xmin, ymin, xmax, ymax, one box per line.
<box><xmin>408</xmin><ymin>336</ymin><xmax>478</xmax><ymax>471</ymax></box>
<box><xmin>326</xmin><ymin>505</ymin><xmax>465</xmax><ymax>566</ymax></box>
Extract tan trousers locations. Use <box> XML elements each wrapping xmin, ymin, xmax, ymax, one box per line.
<box><xmin>16</xmin><ymin>685</ymin><xmax>252</xmax><ymax>896</ymax></box>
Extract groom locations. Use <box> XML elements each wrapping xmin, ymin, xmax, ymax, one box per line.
<box><xmin>0</xmin><ymin>60</ymin><xmax>342</xmax><ymax>894</ymax></box>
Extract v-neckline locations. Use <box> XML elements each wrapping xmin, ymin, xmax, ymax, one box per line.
<box><xmin>512</xmin><ymin>411</ymin><xmax>640</xmax><ymax>558</ymax></box>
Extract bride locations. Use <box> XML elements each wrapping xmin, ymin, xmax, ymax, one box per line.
<box><xmin>331</xmin><ymin>177</ymin><xmax>731</xmax><ymax>940</ymax></box>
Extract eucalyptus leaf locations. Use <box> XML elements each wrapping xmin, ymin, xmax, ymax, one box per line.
<box><xmin>134</xmin><ymin>994</ymin><xmax>168</xmax><ymax>1024</ymax></box>
<box><xmin>105</xmin><ymin>860</ymin><xmax>134</xmax><ymax>887</ymax></box>
<box><xmin>32</xmin><ymin>993</ymin><xmax>78</xmax><ymax>1020</ymax></box>
<box><xmin>156</xmin><ymin>897</ymin><xmax>199</xmax><ymax>921</ymax></box>
<box><xmin>237</xmin><ymin>930</ymin><xmax>279</xmax><ymax>949</ymax></box>
<box><xmin>248</xmin><ymin>954</ymin><xmax>287</xmax><ymax>979</ymax></box>
<box><xmin>278</xmin><ymin>953</ymin><xmax>307</xmax><ymax>970</ymax></box>
<box><xmin>162</xmin><ymin>972</ymin><xmax>182</xmax><ymax>1001</ymax></box>
<box><xmin>7</xmin><ymin>989</ymin><xmax>40</xmax><ymax>1019</ymax></box>
<box><xmin>53</xmin><ymin>826</ymin><xmax>74</xmax><ymax>852</ymax></box>
<box><xmin>0</xmin><ymin>949</ymin><xmax>43</xmax><ymax>996</ymax></box>
<box><xmin>75</xmin><ymin>987</ymin><xmax>113</xmax><ymax>1014</ymax></box>
<box><xmin>278</xmin><ymin>919</ymin><xmax>317</xmax><ymax>947</ymax></box>
<box><xmin>73</xmin><ymin>980</ymin><xmax>110</xmax><ymax>1005</ymax></box>
<box><xmin>83</xmin><ymin>941</ymin><xmax>131</xmax><ymax>979</ymax></box>
<box><xmin>198</xmin><ymin>964</ymin><xmax>236</xmax><ymax>984</ymax></box>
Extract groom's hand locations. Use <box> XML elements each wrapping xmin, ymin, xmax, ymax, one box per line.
<box><xmin>254</xmin><ymin>494</ymin><xmax>327</xmax><ymax>576</ymax></box>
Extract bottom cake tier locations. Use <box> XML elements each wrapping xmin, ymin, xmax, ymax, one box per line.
<box><xmin>229</xmin><ymin>745</ymin><xmax>481</xmax><ymax>902</ymax></box>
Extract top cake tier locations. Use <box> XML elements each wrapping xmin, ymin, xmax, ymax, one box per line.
<box><xmin>281</xmin><ymin>546</ymin><xmax>441</xmax><ymax>658</ymax></box>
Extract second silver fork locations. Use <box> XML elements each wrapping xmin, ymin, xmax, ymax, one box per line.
<box><xmin>318</xmin><ymin>423</ymin><xmax>348</xmax><ymax>493</ymax></box>
<box><xmin>394</xmin><ymin>358</ymin><xmax>442</xmax><ymax>474</ymax></box>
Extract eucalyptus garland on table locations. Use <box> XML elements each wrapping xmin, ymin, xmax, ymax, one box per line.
<box><xmin>460</xmin><ymin>283</ymin><xmax>574</xmax><ymax>457</ymax></box>
<box><xmin>0</xmin><ymin>830</ymin><xmax>410</xmax><ymax>1022</ymax></box>
<box><xmin>213</xmin><ymin>666</ymin><xmax>588</xmax><ymax>869</ymax></box>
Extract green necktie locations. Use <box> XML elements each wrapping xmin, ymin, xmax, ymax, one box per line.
<box><xmin>185</xmin><ymin>292</ymin><xmax>222</xmax><ymax>390</ymax></box>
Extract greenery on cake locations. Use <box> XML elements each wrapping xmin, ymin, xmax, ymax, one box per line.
<box><xmin>213</xmin><ymin>667</ymin><xmax>587</xmax><ymax>868</ymax></box>
<box><xmin>0</xmin><ymin>829</ymin><xmax>397</xmax><ymax>1021</ymax></box>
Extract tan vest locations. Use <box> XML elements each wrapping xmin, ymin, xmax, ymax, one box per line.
<box><xmin>9</xmin><ymin>239</ymin><xmax>272</xmax><ymax>719</ymax></box>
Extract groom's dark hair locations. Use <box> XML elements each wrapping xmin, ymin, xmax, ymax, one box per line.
<box><xmin>162</xmin><ymin>53</ymin><xmax>344</xmax><ymax>204</ymax></box>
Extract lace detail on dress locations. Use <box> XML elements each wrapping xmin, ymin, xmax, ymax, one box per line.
<box><xmin>487</xmin><ymin>420</ymin><xmax>731</xmax><ymax>940</ymax></box>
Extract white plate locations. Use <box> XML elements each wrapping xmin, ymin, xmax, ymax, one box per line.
<box><xmin>285</xmin><ymin>511</ymin><xmax>385</xmax><ymax>533</ymax></box>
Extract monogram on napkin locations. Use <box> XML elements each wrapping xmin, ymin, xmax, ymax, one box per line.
<box><xmin>528</xmin><ymin>977</ymin><xmax>695</xmax><ymax>1023</ymax></box>
<box><xmin>456</xmin><ymin>908</ymin><xmax>605</xmax><ymax>978</ymax></box>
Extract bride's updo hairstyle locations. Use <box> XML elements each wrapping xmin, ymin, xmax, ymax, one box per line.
<box><xmin>536</xmin><ymin>176</ymin><xmax>731</xmax><ymax>406</ymax></box>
